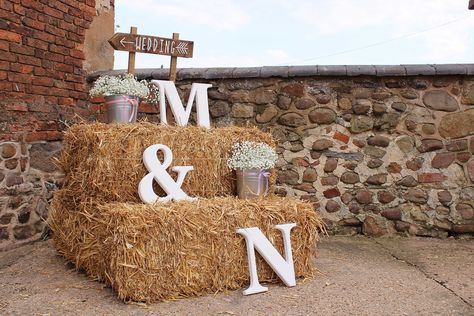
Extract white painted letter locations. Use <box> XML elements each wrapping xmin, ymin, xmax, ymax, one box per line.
<box><xmin>151</xmin><ymin>80</ymin><xmax>212</xmax><ymax>128</ymax></box>
<box><xmin>236</xmin><ymin>223</ymin><xmax>297</xmax><ymax>295</ymax></box>
<box><xmin>138</xmin><ymin>144</ymin><xmax>195</xmax><ymax>203</ymax></box>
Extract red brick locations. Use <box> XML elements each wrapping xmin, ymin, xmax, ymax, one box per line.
<box><xmin>68</xmin><ymin>7</ymin><xmax>82</xmax><ymax>18</ymax></box>
<box><xmin>18</xmin><ymin>54</ymin><xmax>41</xmax><ymax>66</ymax></box>
<box><xmin>0</xmin><ymin>30</ymin><xmax>21</xmax><ymax>43</ymax></box>
<box><xmin>54</xmin><ymin>79</ymin><xmax>74</xmax><ymax>90</ymax></box>
<box><xmin>0</xmin><ymin>60</ymin><xmax>9</xmax><ymax>70</ymax></box>
<box><xmin>26</xmin><ymin>84</ymin><xmax>50</xmax><ymax>95</ymax></box>
<box><xmin>74</xmin><ymin>82</ymin><xmax>86</xmax><ymax>92</ymax></box>
<box><xmin>45</xmin><ymin>24</ymin><xmax>66</xmax><ymax>37</ymax></box>
<box><xmin>22</xmin><ymin>17</ymin><xmax>45</xmax><ymax>30</ymax></box>
<box><xmin>0</xmin><ymin>70</ymin><xmax>6</xmax><ymax>80</ymax></box>
<box><xmin>50</xmin><ymin>87</ymin><xmax>69</xmax><ymax>97</ymax></box>
<box><xmin>418</xmin><ymin>173</ymin><xmax>445</xmax><ymax>183</ymax></box>
<box><xmin>49</xmin><ymin>1</ymin><xmax>69</xmax><ymax>13</ymax></box>
<box><xmin>13</xmin><ymin>4</ymin><xmax>24</xmax><ymax>14</ymax></box>
<box><xmin>26</xmin><ymin>38</ymin><xmax>48</xmax><ymax>50</ymax></box>
<box><xmin>58</xmin><ymin>97</ymin><xmax>74</xmax><ymax>106</ymax></box>
<box><xmin>24</xmin><ymin>131</ymin><xmax>63</xmax><ymax>142</ymax></box>
<box><xmin>4</xmin><ymin>102</ymin><xmax>28</xmax><ymax>111</ymax></box>
<box><xmin>45</xmin><ymin>52</ymin><xmax>64</xmax><ymax>62</ymax></box>
<box><xmin>32</xmin><ymin>76</ymin><xmax>54</xmax><ymax>87</ymax></box>
<box><xmin>68</xmin><ymin>90</ymin><xmax>87</xmax><ymax>99</ymax></box>
<box><xmin>0</xmin><ymin>9</ymin><xmax>20</xmax><ymax>24</ymax></box>
<box><xmin>65</xmin><ymin>73</ymin><xmax>83</xmax><ymax>83</ymax></box>
<box><xmin>73</xmin><ymin>17</ymin><xmax>89</xmax><ymax>28</ymax></box>
<box><xmin>0</xmin><ymin>40</ymin><xmax>8</xmax><ymax>51</ymax></box>
<box><xmin>58</xmin><ymin>20</ymin><xmax>77</xmax><ymax>33</ymax></box>
<box><xmin>36</xmin><ymin>121</ymin><xmax>59</xmax><ymax>131</ymax></box>
<box><xmin>333</xmin><ymin>131</ymin><xmax>349</xmax><ymax>144</ymax></box>
<box><xmin>55</xmin><ymin>36</ymin><xmax>74</xmax><ymax>48</ymax></box>
<box><xmin>43</xmin><ymin>6</ymin><xmax>63</xmax><ymax>19</ymax></box>
<box><xmin>0</xmin><ymin>81</ymin><xmax>12</xmax><ymax>91</ymax></box>
<box><xmin>66</xmin><ymin>32</ymin><xmax>82</xmax><ymax>43</ymax></box>
<box><xmin>34</xmin><ymin>48</ymin><xmax>45</xmax><ymax>59</ymax></box>
<box><xmin>63</xmin><ymin>13</ymin><xmax>74</xmax><ymax>24</ymax></box>
<box><xmin>55</xmin><ymin>62</ymin><xmax>73</xmax><ymax>73</ymax></box>
<box><xmin>8</xmin><ymin>72</ymin><xmax>31</xmax><ymax>84</ymax></box>
<box><xmin>64</xmin><ymin>56</ymin><xmax>82</xmax><ymax>67</ymax></box>
<box><xmin>49</xmin><ymin>44</ymin><xmax>69</xmax><ymax>55</ymax></box>
<box><xmin>0</xmin><ymin>50</ymin><xmax>17</xmax><ymax>62</ymax></box>
<box><xmin>90</xmin><ymin>96</ymin><xmax>105</xmax><ymax>103</ymax></box>
<box><xmin>32</xmin><ymin>29</ymin><xmax>55</xmax><ymax>42</ymax></box>
<box><xmin>21</xmin><ymin>0</ymin><xmax>44</xmax><ymax>11</ymax></box>
<box><xmin>9</xmin><ymin>43</ymin><xmax>35</xmax><ymax>55</ymax></box>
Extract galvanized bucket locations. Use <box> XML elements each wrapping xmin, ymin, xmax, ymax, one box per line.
<box><xmin>236</xmin><ymin>169</ymin><xmax>270</xmax><ymax>199</ymax></box>
<box><xmin>105</xmin><ymin>95</ymin><xmax>139</xmax><ymax>123</ymax></box>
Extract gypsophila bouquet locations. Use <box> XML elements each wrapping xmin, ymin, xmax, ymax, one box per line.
<box><xmin>89</xmin><ymin>74</ymin><xmax>150</xmax><ymax>99</ymax></box>
<box><xmin>227</xmin><ymin>141</ymin><xmax>277</xmax><ymax>170</ymax></box>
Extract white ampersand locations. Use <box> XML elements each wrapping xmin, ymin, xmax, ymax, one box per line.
<box><xmin>138</xmin><ymin>144</ymin><xmax>196</xmax><ymax>203</ymax></box>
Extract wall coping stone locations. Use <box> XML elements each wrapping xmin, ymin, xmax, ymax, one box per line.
<box><xmin>89</xmin><ymin>64</ymin><xmax>474</xmax><ymax>81</ymax></box>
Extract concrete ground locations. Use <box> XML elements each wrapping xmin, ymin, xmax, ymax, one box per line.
<box><xmin>0</xmin><ymin>236</ymin><xmax>472</xmax><ymax>316</ymax></box>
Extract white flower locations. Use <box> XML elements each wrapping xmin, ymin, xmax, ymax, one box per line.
<box><xmin>227</xmin><ymin>141</ymin><xmax>277</xmax><ymax>170</ymax></box>
<box><xmin>89</xmin><ymin>74</ymin><xmax>150</xmax><ymax>99</ymax></box>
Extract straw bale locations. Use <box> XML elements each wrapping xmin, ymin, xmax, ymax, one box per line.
<box><xmin>59</xmin><ymin>122</ymin><xmax>276</xmax><ymax>205</ymax></box>
<box><xmin>50</xmin><ymin>194</ymin><xmax>323</xmax><ymax>303</ymax></box>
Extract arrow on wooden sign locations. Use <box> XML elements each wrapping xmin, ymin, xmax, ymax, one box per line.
<box><xmin>108</xmin><ymin>32</ymin><xmax>194</xmax><ymax>58</ymax></box>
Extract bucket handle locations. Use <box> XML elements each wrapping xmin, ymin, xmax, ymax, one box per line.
<box><xmin>242</xmin><ymin>170</ymin><xmax>271</xmax><ymax>196</ymax></box>
<box><xmin>105</xmin><ymin>96</ymin><xmax>139</xmax><ymax>123</ymax></box>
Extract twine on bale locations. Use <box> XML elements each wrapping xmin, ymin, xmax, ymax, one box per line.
<box><xmin>50</xmin><ymin>194</ymin><xmax>324</xmax><ymax>303</ymax></box>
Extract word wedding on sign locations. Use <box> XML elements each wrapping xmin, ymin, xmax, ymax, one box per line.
<box><xmin>109</xmin><ymin>33</ymin><xmax>194</xmax><ymax>58</ymax></box>
<box><xmin>108</xmin><ymin>26</ymin><xmax>192</xmax><ymax>81</ymax></box>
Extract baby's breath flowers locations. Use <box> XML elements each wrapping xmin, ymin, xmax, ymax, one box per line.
<box><xmin>90</xmin><ymin>74</ymin><xmax>150</xmax><ymax>99</ymax></box>
<box><xmin>227</xmin><ymin>141</ymin><xmax>277</xmax><ymax>170</ymax></box>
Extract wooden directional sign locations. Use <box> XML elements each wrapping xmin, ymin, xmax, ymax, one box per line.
<box><xmin>108</xmin><ymin>32</ymin><xmax>194</xmax><ymax>58</ymax></box>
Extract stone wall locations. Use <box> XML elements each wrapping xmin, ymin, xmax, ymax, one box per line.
<box><xmin>91</xmin><ymin>65</ymin><xmax>474</xmax><ymax>238</ymax></box>
<box><xmin>0</xmin><ymin>0</ymin><xmax>114</xmax><ymax>250</ymax></box>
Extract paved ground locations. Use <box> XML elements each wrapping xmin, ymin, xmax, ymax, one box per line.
<box><xmin>0</xmin><ymin>236</ymin><xmax>472</xmax><ymax>316</ymax></box>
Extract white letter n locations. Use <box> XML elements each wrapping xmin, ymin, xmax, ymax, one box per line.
<box><xmin>236</xmin><ymin>223</ymin><xmax>296</xmax><ymax>295</ymax></box>
<box><xmin>151</xmin><ymin>80</ymin><xmax>212</xmax><ymax>128</ymax></box>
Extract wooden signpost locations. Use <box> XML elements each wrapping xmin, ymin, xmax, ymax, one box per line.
<box><xmin>108</xmin><ymin>27</ymin><xmax>194</xmax><ymax>124</ymax></box>
<box><xmin>108</xmin><ymin>26</ymin><xmax>194</xmax><ymax>80</ymax></box>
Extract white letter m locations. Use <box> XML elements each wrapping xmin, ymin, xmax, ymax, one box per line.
<box><xmin>151</xmin><ymin>80</ymin><xmax>212</xmax><ymax>128</ymax></box>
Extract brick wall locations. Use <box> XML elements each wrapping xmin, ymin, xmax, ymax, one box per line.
<box><xmin>0</xmin><ymin>0</ymin><xmax>113</xmax><ymax>250</ymax></box>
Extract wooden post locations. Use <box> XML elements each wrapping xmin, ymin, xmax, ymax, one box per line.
<box><xmin>169</xmin><ymin>33</ymin><xmax>179</xmax><ymax>81</ymax></box>
<box><xmin>127</xmin><ymin>26</ymin><xmax>137</xmax><ymax>74</ymax></box>
<box><xmin>469</xmin><ymin>0</ymin><xmax>474</xmax><ymax>9</ymax></box>
<box><xmin>166</xmin><ymin>32</ymin><xmax>180</xmax><ymax>125</ymax></box>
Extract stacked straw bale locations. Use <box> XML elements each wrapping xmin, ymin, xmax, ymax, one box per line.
<box><xmin>59</xmin><ymin>122</ymin><xmax>276</xmax><ymax>204</ymax></box>
<box><xmin>50</xmin><ymin>122</ymin><xmax>324</xmax><ymax>302</ymax></box>
<box><xmin>50</xmin><ymin>194</ymin><xmax>323</xmax><ymax>302</ymax></box>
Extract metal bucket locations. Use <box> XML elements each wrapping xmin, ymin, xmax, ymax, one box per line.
<box><xmin>105</xmin><ymin>95</ymin><xmax>139</xmax><ymax>123</ymax></box>
<box><xmin>236</xmin><ymin>169</ymin><xmax>270</xmax><ymax>199</ymax></box>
